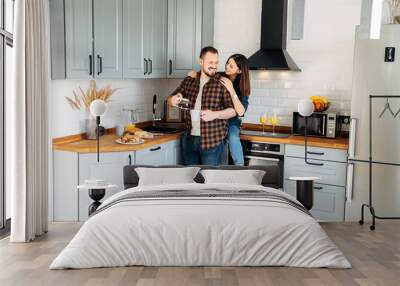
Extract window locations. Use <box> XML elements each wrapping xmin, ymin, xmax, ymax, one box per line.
<box><xmin>1</xmin><ymin>0</ymin><xmax>14</xmax><ymax>233</ymax></box>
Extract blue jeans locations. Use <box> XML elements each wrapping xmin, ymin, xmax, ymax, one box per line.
<box><xmin>181</xmin><ymin>132</ymin><xmax>224</xmax><ymax>166</ymax></box>
<box><xmin>227</xmin><ymin>123</ymin><xmax>244</xmax><ymax>165</ymax></box>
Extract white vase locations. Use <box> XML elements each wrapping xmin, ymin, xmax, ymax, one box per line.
<box><xmin>85</xmin><ymin>113</ymin><xmax>98</xmax><ymax>140</ymax></box>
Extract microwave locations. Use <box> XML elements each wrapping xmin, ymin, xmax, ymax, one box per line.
<box><xmin>292</xmin><ymin>112</ymin><xmax>338</xmax><ymax>138</ymax></box>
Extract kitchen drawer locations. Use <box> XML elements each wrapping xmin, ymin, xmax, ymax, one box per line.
<box><xmin>284</xmin><ymin>157</ymin><xmax>347</xmax><ymax>187</ymax></box>
<box><xmin>284</xmin><ymin>180</ymin><xmax>345</xmax><ymax>221</ymax></box>
<box><xmin>285</xmin><ymin>144</ymin><xmax>348</xmax><ymax>163</ymax></box>
<box><xmin>135</xmin><ymin>143</ymin><xmax>169</xmax><ymax>165</ymax></box>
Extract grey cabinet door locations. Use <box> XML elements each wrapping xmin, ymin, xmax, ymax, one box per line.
<box><xmin>165</xmin><ymin>139</ymin><xmax>181</xmax><ymax>164</ymax></box>
<box><xmin>167</xmin><ymin>0</ymin><xmax>202</xmax><ymax>78</ymax></box>
<box><xmin>284</xmin><ymin>180</ymin><xmax>345</xmax><ymax>222</ymax></box>
<box><xmin>65</xmin><ymin>0</ymin><xmax>93</xmax><ymax>79</ymax></box>
<box><xmin>78</xmin><ymin>152</ymin><xmax>131</xmax><ymax>221</ymax></box>
<box><xmin>94</xmin><ymin>0</ymin><xmax>123</xmax><ymax>79</ymax></box>
<box><xmin>143</xmin><ymin>0</ymin><xmax>167</xmax><ymax>78</ymax></box>
<box><xmin>123</xmin><ymin>0</ymin><xmax>145</xmax><ymax>78</ymax></box>
<box><xmin>53</xmin><ymin>151</ymin><xmax>79</xmax><ymax>222</ymax></box>
<box><xmin>135</xmin><ymin>144</ymin><xmax>170</xmax><ymax>165</ymax></box>
<box><xmin>49</xmin><ymin>0</ymin><xmax>66</xmax><ymax>79</ymax></box>
<box><xmin>284</xmin><ymin>157</ymin><xmax>347</xmax><ymax>187</ymax></box>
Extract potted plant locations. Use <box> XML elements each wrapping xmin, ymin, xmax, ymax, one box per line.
<box><xmin>65</xmin><ymin>80</ymin><xmax>118</xmax><ymax>139</ymax></box>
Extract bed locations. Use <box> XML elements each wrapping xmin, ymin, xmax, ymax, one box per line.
<box><xmin>50</xmin><ymin>165</ymin><xmax>350</xmax><ymax>269</ymax></box>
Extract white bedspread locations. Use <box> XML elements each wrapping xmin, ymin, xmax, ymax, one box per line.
<box><xmin>50</xmin><ymin>183</ymin><xmax>351</xmax><ymax>269</ymax></box>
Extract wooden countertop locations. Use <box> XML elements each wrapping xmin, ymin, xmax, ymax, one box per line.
<box><xmin>53</xmin><ymin>132</ymin><xmax>348</xmax><ymax>152</ymax></box>
<box><xmin>239</xmin><ymin>134</ymin><xmax>349</xmax><ymax>150</ymax></box>
<box><xmin>53</xmin><ymin>122</ymin><xmax>349</xmax><ymax>153</ymax></box>
<box><xmin>53</xmin><ymin>133</ymin><xmax>182</xmax><ymax>153</ymax></box>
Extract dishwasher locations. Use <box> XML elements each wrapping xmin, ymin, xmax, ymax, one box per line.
<box><xmin>241</xmin><ymin>141</ymin><xmax>284</xmax><ymax>189</ymax></box>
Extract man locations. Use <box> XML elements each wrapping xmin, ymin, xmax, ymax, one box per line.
<box><xmin>168</xmin><ymin>46</ymin><xmax>236</xmax><ymax>166</ymax></box>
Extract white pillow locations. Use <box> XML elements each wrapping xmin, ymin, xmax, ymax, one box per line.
<box><xmin>200</xmin><ymin>169</ymin><xmax>266</xmax><ymax>185</ymax></box>
<box><xmin>135</xmin><ymin>167</ymin><xmax>201</xmax><ymax>186</ymax></box>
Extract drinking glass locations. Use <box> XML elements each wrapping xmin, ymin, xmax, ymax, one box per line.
<box><xmin>259</xmin><ymin>112</ymin><xmax>269</xmax><ymax>134</ymax></box>
<box><xmin>270</xmin><ymin>114</ymin><xmax>279</xmax><ymax>135</ymax></box>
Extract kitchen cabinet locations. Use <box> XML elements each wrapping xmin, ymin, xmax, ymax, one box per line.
<box><xmin>64</xmin><ymin>0</ymin><xmax>93</xmax><ymax>79</ymax></box>
<box><xmin>167</xmin><ymin>0</ymin><xmax>202</xmax><ymax>78</ymax></box>
<box><xmin>123</xmin><ymin>0</ymin><xmax>167</xmax><ymax>78</ymax></box>
<box><xmin>135</xmin><ymin>139</ymin><xmax>180</xmax><ymax>165</ymax></box>
<box><xmin>50</xmin><ymin>0</ymin><xmax>213</xmax><ymax>79</ymax></box>
<box><xmin>49</xmin><ymin>0</ymin><xmax>66</xmax><ymax>79</ymax></box>
<box><xmin>53</xmin><ymin>151</ymin><xmax>79</xmax><ymax>221</ymax></box>
<box><xmin>284</xmin><ymin>180</ymin><xmax>345</xmax><ymax>222</ymax></box>
<box><xmin>53</xmin><ymin>0</ymin><xmax>123</xmax><ymax>79</ymax></box>
<box><xmin>93</xmin><ymin>0</ymin><xmax>123</xmax><ymax>79</ymax></box>
<box><xmin>167</xmin><ymin>0</ymin><xmax>214</xmax><ymax>78</ymax></box>
<box><xmin>78</xmin><ymin>151</ymin><xmax>133</xmax><ymax>221</ymax></box>
<box><xmin>284</xmin><ymin>144</ymin><xmax>348</xmax><ymax>221</ymax></box>
<box><xmin>51</xmin><ymin>139</ymin><xmax>181</xmax><ymax>222</ymax></box>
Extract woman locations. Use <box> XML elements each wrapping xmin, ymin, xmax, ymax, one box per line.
<box><xmin>188</xmin><ymin>54</ymin><xmax>251</xmax><ymax>165</ymax></box>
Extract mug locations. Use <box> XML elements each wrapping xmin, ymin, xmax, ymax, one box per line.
<box><xmin>177</xmin><ymin>97</ymin><xmax>190</xmax><ymax>110</ymax></box>
<box><xmin>190</xmin><ymin>109</ymin><xmax>201</xmax><ymax>123</ymax></box>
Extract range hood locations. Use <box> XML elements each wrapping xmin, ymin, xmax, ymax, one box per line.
<box><xmin>248</xmin><ymin>0</ymin><xmax>301</xmax><ymax>71</ymax></box>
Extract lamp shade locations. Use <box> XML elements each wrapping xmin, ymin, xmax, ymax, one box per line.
<box><xmin>297</xmin><ymin>99</ymin><xmax>314</xmax><ymax>117</ymax></box>
<box><xmin>90</xmin><ymin>99</ymin><xmax>107</xmax><ymax>117</ymax></box>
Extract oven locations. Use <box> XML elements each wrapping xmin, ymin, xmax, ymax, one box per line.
<box><xmin>242</xmin><ymin>141</ymin><xmax>284</xmax><ymax>189</ymax></box>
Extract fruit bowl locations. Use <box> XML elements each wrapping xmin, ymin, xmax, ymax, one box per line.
<box><xmin>310</xmin><ymin>96</ymin><xmax>330</xmax><ymax>112</ymax></box>
<box><xmin>314</xmin><ymin>102</ymin><xmax>330</xmax><ymax>112</ymax></box>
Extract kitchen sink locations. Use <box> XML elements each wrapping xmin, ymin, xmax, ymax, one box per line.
<box><xmin>142</xmin><ymin>125</ymin><xmax>185</xmax><ymax>135</ymax></box>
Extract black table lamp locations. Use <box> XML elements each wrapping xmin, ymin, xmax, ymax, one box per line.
<box><xmin>297</xmin><ymin>99</ymin><xmax>323</xmax><ymax>166</ymax></box>
<box><xmin>89</xmin><ymin>99</ymin><xmax>107</xmax><ymax>162</ymax></box>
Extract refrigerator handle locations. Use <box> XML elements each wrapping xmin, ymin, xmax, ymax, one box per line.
<box><xmin>346</xmin><ymin>162</ymin><xmax>354</xmax><ymax>202</ymax></box>
<box><xmin>348</xmin><ymin>118</ymin><xmax>357</xmax><ymax>159</ymax></box>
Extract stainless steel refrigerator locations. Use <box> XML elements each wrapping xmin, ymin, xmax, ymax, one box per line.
<box><xmin>346</xmin><ymin>25</ymin><xmax>400</xmax><ymax>222</ymax></box>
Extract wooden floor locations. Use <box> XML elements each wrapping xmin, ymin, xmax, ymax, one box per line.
<box><xmin>0</xmin><ymin>222</ymin><xmax>399</xmax><ymax>286</ymax></box>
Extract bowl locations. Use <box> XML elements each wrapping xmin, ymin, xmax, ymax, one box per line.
<box><xmin>313</xmin><ymin>102</ymin><xmax>330</xmax><ymax>112</ymax></box>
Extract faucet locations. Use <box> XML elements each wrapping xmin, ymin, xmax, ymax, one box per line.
<box><xmin>152</xmin><ymin>94</ymin><xmax>162</xmax><ymax>126</ymax></box>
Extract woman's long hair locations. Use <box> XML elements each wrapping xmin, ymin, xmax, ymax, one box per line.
<box><xmin>227</xmin><ymin>54</ymin><xmax>251</xmax><ymax>97</ymax></box>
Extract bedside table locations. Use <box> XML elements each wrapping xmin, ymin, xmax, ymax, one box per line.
<box><xmin>288</xmin><ymin>177</ymin><xmax>320</xmax><ymax>210</ymax></box>
<box><xmin>77</xmin><ymin>184</ymin><xmax>118</xmax><ymax>215</ymax></box>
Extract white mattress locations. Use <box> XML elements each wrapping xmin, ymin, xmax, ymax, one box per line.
<box><xmin>50</xmin><ymin>183</ymin><xmax>350</xmax><ymax>269</ymax></box>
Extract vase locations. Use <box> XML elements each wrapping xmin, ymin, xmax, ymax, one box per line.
<box><xmin>85</xmin><ymin>114</ymin><xmax>98</xmax><ymax>140</ymax></box>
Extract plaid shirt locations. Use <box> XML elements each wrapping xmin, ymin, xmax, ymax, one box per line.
<box><xmin>171</xmin><ymin>73</ymin><xmax>234</xmax><ymax>150</ymax></box>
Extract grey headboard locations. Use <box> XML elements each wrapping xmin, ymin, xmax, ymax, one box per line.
<box><xmin>123</xmin><ymin>165</ymin><xmax>281</xmax><ymax>189</ymax></box>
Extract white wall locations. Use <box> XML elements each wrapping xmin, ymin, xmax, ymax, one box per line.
<box><xmin>213</xmin><ymin>0</ymin><xmax>362</xmax><ymax>125</ymax></box>
<box><xmin>50</xmin><ymin>79</ymin><xmax>170</xmax><ymax>138</ymax></box>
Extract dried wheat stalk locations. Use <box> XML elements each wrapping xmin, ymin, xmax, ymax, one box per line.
<box><xmin>386</xmin><ymin>0</ymin><xmax>400</xmax><ymax>10</ymax></box>
<box><xmin>65</xmin><ymin>80</ymin><xmax>119</xmax><ymax>111</ymax></box>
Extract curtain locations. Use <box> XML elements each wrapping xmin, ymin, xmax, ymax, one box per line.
<box><xmin>10</xmin><ymin>0</ymin><xmax>49</xmax><ymax>242</ymax></box>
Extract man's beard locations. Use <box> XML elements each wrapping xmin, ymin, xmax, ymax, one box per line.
<box><xmin>201</xmin><ymin>66</ymin><xmax>216</xmax><ymax>77</ymax></box>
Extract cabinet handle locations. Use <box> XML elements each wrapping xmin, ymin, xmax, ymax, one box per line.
<box><xmin>314</xmin><ymin>186</ymin><xmax>323</xmax><ymax>190</ymax></box>
<box><xmin>169</xmin><ymin>59</ymin><xmax>172</xmax><ymax>75</ymax></box>
<box><xmin>348</xmin><ymin>118</ymin><xmax>357</xmax><ymax>159</ymax></box>
<box><xmin>128</xmin><ymin>154</ymin><xmax>132</xmax><ymax>165</ymax></box>
<box><xmin>89</xmin><ymin>55</ymin><xmax>93</xmax><ymax>75</ymax></box>
<box><xmin>307</xmin><ymin>151</ymin><xmax>325</xmax><ymax>156</ymax></box>
<box><xmin>148</xmin><ymin>58</ymin><xmax>152</xmax><ymax>74</ymax></box>
<box><xmin>97</xmin><ymin>55</ymin><xmax>103</xmax><ymax>75</ymax></box>
<box><xmin>244</xmin><ymin>155</ymin><xmax>280</xmax><ymax>162</ymax></box>
<box><xmin>150</xmin><ymin>146</ymin><xmax>161</xmax><ymax>152</ymax></box>
<box><xmin>346</xmin><ymin>162</ymin><xmax>354</xmax><ymax>202</ymax></box>
<box><xmin>144</xmin><ymin>58</ymin><xmax>148</xmax><ymax>75</ymax></box>
<box><xmin>306</xmin><ymin>160</ymin><xmax>324</xmax><ymax>166</ymax></box>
